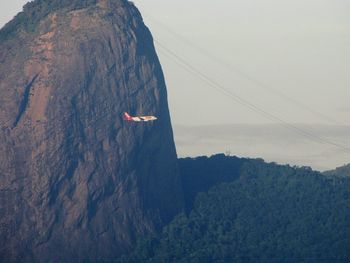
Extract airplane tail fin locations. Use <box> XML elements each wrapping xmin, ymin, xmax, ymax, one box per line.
<box><xmin>123</xmin><ymin>112</ymin><xmax>132</xmax><ymax>121</ymax></box>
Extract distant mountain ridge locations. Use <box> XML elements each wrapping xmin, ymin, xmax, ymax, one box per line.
<box><xmin>324</xmin><ymin>164</ymin><xmax>350</xmax><ymax>177</ymax></box>
<box><xmin>173</xmin><ymin>123</ymin><xmax>350</xmax><ymax>170</ymax></box>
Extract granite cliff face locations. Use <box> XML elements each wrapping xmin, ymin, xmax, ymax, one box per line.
<box><xmin>0</xmin><ymin>0</ymin><xmax>183</xmax><ymax>262</ymax></box>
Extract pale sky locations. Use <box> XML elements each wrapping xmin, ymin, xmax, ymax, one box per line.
<box><xmin>134</xmin><ymin>0</ymin><xmax>350</xmax><ymax>126</ymax></box>
<box><xmin>1</xmin><ymin>0</ymin><xmax>350</xmax><ymax>169</ymax></box>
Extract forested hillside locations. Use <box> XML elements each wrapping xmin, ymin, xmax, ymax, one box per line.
<box><xmin>324</xmin><ymin>164</ymin><xmax>350</xmax><ymax>178</ymax></box>
<box><xmin>119</xmin><ymin>155</ymin><xmax>350</xmax><ymax>263</ymax></box>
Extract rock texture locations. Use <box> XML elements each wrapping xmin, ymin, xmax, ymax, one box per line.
<box><xmin>0</xmin><ymin>0</ymin><xmax>183</xmax><ymax>262</ymax></box>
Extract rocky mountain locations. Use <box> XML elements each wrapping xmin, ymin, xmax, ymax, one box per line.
<box><xmin>0</xmin><ymin>0</ymin><xmax>183</xmax><ymax>262</ymax></box>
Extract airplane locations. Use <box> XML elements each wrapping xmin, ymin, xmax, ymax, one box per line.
<box><xmin>123</xmin><ymin>112</ymin><xmax>157</xmax><ymax>122</ymax></box>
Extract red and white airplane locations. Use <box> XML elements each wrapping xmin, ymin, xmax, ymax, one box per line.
<box><xmin>123</xmin><ymin>112</ymin><xmax>157</xmax><ymax>122</ymax></box>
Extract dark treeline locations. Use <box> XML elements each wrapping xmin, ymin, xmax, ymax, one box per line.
<box><xmin>118</xmin><ymin>154</ymin><xmax>350</xmax><ymax>263</ymax></box>
<box><xmin>324</xmin><ymin>164</ymin><xmax>350</xmax><ymax>178</ymax></box>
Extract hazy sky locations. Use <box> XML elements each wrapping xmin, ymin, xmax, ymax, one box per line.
<box><xmin>1</xmin><ymin>0</ymin><xmax>349</xmax><ymax>125</ymax></box>
<box><xmin>1</xmin><ymin>0</ymin><xmax>349</xmax><ymax>169</ymax></box>
<box><xmin>134</xmin><ymin>0</ymin><xmax>350</xmax><ymax>126</ymax></box>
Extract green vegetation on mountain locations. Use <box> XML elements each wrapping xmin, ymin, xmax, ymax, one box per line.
<box><xmin>324</xmin><ymin>164</ymin><xmax>350</xmax><ymax>178</ymax></box>
<box><xmin>179</xmin><ymin>154</ymin><xmax>247</xmax><ymax>212</ymax></box>
<box><xmin>0</xmin><ymin>0</ymin><xmax>101</xmax><ymax>40</ymax></box>
<box><xmin>119</xmin><ymin>155</ymin><xmax>350</xmax><ymax>263</ymax></box>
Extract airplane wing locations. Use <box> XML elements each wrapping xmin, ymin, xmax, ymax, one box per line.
<box><xmin>140</xmin><ymin>116</ymin><xmax>158</xmax><ymax>121</ymax></box>
<box><xmin>132</xmin><ymin>117</ymin><xmax>143</xmax><ymax>122</ymax></box>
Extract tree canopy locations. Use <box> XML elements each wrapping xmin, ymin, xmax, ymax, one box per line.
<box><xmin>119</xmin><ymin>155</ymin><xmax>350</xmax><ymax>263</ymax></box>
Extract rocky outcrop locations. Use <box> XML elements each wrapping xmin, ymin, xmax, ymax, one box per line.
<box><xmin>0</xmin><ymin>0</ymin><xmax>183</xmax><ymax>262</ymax></box>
